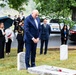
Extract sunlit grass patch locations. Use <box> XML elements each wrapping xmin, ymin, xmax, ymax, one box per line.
<box><xmin>0</xmin><ymin>48</ymin><xmax>76</xmax><ymax>75</ymax></box>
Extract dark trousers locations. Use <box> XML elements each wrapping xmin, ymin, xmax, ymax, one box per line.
<box><xmin>40</xmin><ymin>39</ymin><xmax>48</xmax><ymax>54</ymax></box>
<box><xmin>25</xmin><ymin>41</ymin><xmax>37</xmax><ymax>69</ymax></box>
<box><xmin>61</xmin><ymin>38</ymin><xmax>67</xmax><ymax>45</ymax></box>
<box><xmin>6</xmin><ymin>39</ymin><xmax>12</xmax><ymax>53</ymax></box>
<box><xmin>0</xmin><ymin>41</ymin><xmax>5</xmax><ymax>59</ymax></box>
<box><xmin>17</xmin><ymin>40</ymin><xmax>24</xmax><ymax>53</ymax></box>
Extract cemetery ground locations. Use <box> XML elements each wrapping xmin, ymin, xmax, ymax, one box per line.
<box><xmin>0</xmin><ymin>48</ymin><xmax>76</xmax><ymax>75</ymax></box>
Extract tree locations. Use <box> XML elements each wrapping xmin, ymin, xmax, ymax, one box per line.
<box><xmin>0</xmin><ymin>0</ymin><xmax>28</xmax><ymax>11</ymax></box>
<box><xmin>34</xmin><ymin>0</ymin><xmax>76</xmax><ymax>20</ymax></box>
<box><xmin>8</xmin><ymin>0</ymin><xmax>28</xmax><ymax>11</ymax></box>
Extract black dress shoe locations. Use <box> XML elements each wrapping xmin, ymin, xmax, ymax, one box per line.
<box><xmin>26</xmin><ymin>66</ymin><xmax>30</xmax><ymax>70</ymax></box>
<box><xmin>31</xmin><ymin>64</ymin><xmax>36</xmax><ymax>67</ymax></box>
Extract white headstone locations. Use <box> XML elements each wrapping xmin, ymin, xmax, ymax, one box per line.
<box><xmin>17</xmin><ymin>52</ymin><xmax>26</xmax><ymax>70</ymax></box>
<box><xmin>60</xmin><ymin>45</ymin><xmax>68</xmax><ymax>60</ymax></box>
<box><xmin>28</xmin><ymin>65</ymin><xmax>76</xmax><ymax>75</ymax></box>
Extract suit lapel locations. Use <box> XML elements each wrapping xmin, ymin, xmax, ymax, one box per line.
<box><xmin>30</xmin><ymin>15</ymin><xmax>39</xmax><ymax>29</ymax></box>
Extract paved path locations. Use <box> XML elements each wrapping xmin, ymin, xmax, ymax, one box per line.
<box><xmin>11</xmin><ymin>34</ymin><xmax>76</xmax><ymax>49</ymax></box>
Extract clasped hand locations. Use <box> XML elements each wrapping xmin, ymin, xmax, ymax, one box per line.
<box><xmin>33</xmin><ymin>38</ymin><xmax>39</xmax><ymax>43</ymax></box>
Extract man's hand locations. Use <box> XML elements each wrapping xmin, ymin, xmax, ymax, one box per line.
<box><xmin>19</xmin><ymin>22</ymin><xmax>22</xmax><ymax>25</ymax></box>
<box><xmin>3</xmin><ymin>32</ymin><xmax>6</xmax><ymax>35</ymax></box>
<box><xmin>36</xmin><ymin>38</ymin><xmax>39</xmax><ymax>43</ymax></box>
<box><xmin>32</xmin><ymin>38</ymin><xmax>37</xmax><ymax>43</ymax></box>
<box><xmin>64</xmin><ymin>38</ymin><xmax>66</xmax><ymax>40</ymax></box>
<box><xmin>32</xmin><ymin>37</ymin><xmax>39</xmax><ymax>43</ymax></box>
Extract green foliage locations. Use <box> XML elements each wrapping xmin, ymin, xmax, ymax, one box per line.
<box><xmin>0</xmin><ymin>49</ymin><xmax>76</xmax><ymax>75</ymax></box>
<box><xmin>38</xmin><ymin>0</ymin><xmax>75</xmax><ymax>28</ymax></box>
<box><xmin>8</xmin><ymin>0</ymin><xmax>28</xmax><ymax>11</ymax></box>
<box><xmin>60</xmin><ymin>18</ymin><xmax>76</xmax><ymax>28</ymax></box>
<box><xmin>0</xmin><ymin>4</ymin><xmax>6</xmax><ymax>8</ymax></box>
<box><xmin>34</xmin><ymin>0</ymin><xmax>76</xmax><ymax>18</ymax></box>
<box><xmin>0</xmin><ymin>0</ymin><xmax>28</xmax><ymax>11</ymax></box>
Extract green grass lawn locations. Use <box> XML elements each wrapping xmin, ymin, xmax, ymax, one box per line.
<box><xmin>0</xmin><ymin>48</ymin><xmax>76</xmax><ymax>75</ymax></box>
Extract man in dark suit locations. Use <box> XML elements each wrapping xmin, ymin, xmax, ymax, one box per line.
<box><xmin>24</xmin><ymin>10</ymin><xmax>40</xmax><ymax>69</ymax></box>
<box><xmin>17</xmin><ymin>15</ymin><xmax>21</xmax><ymax>24</ymax></box>
<box><xmin>13</xmin><ymin>15</ymin><xmax>18</xmax><ymax>33</ymax></box>
<box><xmin>40</xmin><ymin>18</ymin><xmax>51</xmax><ymax>55</ymax></box>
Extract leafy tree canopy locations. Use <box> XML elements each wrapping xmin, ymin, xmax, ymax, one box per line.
<box><xmin>34</xmin><ymin>0</ymin><xmax>76</xmax><ymax>18</ymax></box>
<box><xmin>8</xmin><ymin>0</ymin><xmax>28</xmax><ymax>11</ymax></box>
<box><xmin>0</xmin><ymin>0</ymin><xmax>28</xmax><ymax>11</ymax></box>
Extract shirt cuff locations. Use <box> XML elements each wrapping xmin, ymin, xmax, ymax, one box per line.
<box><xmin>32</xmin><ymin>37</ymin><xmax>35</xmax><ymax>40</ymax></box>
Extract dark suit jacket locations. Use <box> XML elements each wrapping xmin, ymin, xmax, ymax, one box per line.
<box><xmin>24</xmin><ymin>15</ymin><xmax>40</xmax><ymax>42</ymax></box>
<box><xmin>17</xmin><ymin>17</ymin><xmax>21</xmax><ymax>24</ymax></box>
<box><xmin>40</xmin><ymin>24</ymin><xmax>51</xmax><ymax>40</ymax></box>
<box><xmin>0</xmin><ymin>30</ymin><xmax>5</xmax><ymax>42</ymax></box>
<box><xmin>16</xmin><ymin>25</ymin><xmax>24</xmax><ymax>41</ymax></box>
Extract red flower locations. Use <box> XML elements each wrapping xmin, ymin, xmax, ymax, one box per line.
<box><xmin>58</xmin><ymin>69</ymin><xmax>62</xmax><ymax>72</ymax></box>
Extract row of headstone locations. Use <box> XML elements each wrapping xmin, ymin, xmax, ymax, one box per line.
<box><xmin>17</xmin><ymin>45</ymin><xmax>68</xmax><ymax>72</ymax></box>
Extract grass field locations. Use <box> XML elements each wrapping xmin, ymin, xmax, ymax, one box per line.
<box><xmin>0</xmin><ymin>48</ymin><xmax>76</xmax><ymax>75</ymax></box>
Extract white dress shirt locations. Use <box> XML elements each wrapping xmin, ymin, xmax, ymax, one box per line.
<box><xmin>34</xmin><ymin>19</ymin><xmax>38</xmax><ymax>28</ymax></box>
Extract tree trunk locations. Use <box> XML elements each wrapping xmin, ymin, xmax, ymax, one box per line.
<box><xmin>71</xmin><ymin>7</ymin><xmax>76</xmax><ymax>21</ymax></box>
